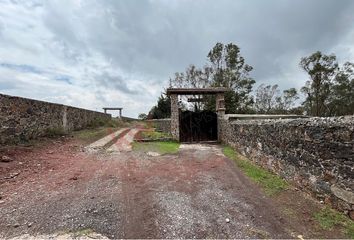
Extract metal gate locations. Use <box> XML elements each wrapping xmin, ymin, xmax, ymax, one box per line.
<box><xmin>179</xmin><ymin>110</ymin><xmax>217</xmax><ymax>142</ymax></box>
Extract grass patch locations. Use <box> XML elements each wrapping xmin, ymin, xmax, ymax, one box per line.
<box><xmin>73</xmin><ymin>127</ymin><xmax>118</xmax><ymax>143</ymax></box>
<box><xmin>53</xmin><ymin>228</ymin><xmax>101</xmax><ymax>239</ymax></box>
<box><xmin>314</xmin><ymin>207</ymin><xmax>354</xmax><ymax>238</ymax></box>
<box><xmin>132</xmin><ymin>141</ymin><xmax>180</xmax><ymax>155</ymax></box>
<box><xmin>70</xmin><ymin>228</ymin><xmax>94</xmax><ymax>238</ymax></box>
<box><xmin>87</xmin><ymin>118</ymin><xmax>127</xmax><ymax>128</ymax></box>
<box><xmin>73</xmin><ymin>118</ymin><xmax>130</xmax><ymax>143</ymax></box>
<box><xmin>141</xmin><ymin>130</ymin><xmax>171</xmax><ymax>140</ymax></box>
<box><xmin>223</xmin><ymin>146</ymin><xmax>288</xmax><ymax>196</ymax></box>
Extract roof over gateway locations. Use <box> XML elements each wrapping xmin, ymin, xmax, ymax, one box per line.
<box><xmin>166</xmin><ymin>87</ymin><xmax>228</xmax><ymax>95</ymax></box>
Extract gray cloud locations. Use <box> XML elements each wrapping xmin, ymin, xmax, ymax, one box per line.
<box><xmin>87</xmin><ymin>0</ymin><xmax>354</xmax><ymax>82</ymax></box>
<box><xmin>0</xmin><ymin>0</ymin><xmax>353</xmax><ymax>117</ymax></box>
<box><xmin>97</xmin><ymin>72</ymin><xmax>139</xmax><ymax>95</ymax></box>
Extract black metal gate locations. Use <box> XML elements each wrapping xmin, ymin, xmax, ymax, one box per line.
<box><xmin>179</xmin><ymin>110</ymin><xmax>217</xmax><ymax>142</ymax></box>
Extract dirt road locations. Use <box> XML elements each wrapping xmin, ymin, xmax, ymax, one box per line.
<box><xmin>0</xmin><ymin>129</ymin><xmax>326</xmax><ymax>238</ymax></box>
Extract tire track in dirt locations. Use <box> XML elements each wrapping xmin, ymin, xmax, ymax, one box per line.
<box><xmin>118</xmin><ymin>152</ymin><xmax>160</xmax><ymax>238</ymax></box>
<box><xmin>149</xmin><ymin>144</ymin><xmax>292</xmax><ymax>239</ymax></box>
<box><xmin>1</xmin><ymin>135</ymin><xmax>301</xmax><ymax>239</ymax></box>
<box><xmin>107</xmin><ymin>128</ymin><xmax>140</xmax><ymax>152</ymax></box>
<box><xmin>0</xmin><ymin>143</ymin><xmax>127</xmax><ymax>238</ymax></box>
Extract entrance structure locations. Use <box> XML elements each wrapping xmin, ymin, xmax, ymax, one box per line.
<box><xmin>166</xmin><ymin>87</ymin><xmax>227</xmax><ymax>142</ymax></box>
<box><xmin>103</xmin><ymin>107</ymin><xmax>123</xmax><ymax>118</ymax></box>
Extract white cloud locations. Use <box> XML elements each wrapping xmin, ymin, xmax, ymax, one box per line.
<box><xmin>0</xmin><ymin>0</ymin><xmax>165</xmax><ymax>117</ymax></box>
<box><xmin>0</xmin><ymin>0</ymin><xmax>353</xmax><ymax>117</ymax></box>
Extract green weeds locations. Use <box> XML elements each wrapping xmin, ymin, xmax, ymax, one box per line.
<box><xmin>132</xmin><ymin>141</ymin><xmax>180</xmax><ymax>155</ymax></box>
<box><xmin>223</xmin><ymin>146</ymin><xmax>288</xmax><ymax>196</ymax></box>
<box><xmin>45</xmin><ymin>127</ymin><xmax>66</xmax><ymax>137</ymax></box>
<box><xmin>141</xmin><ymin>130</ymin><xmax>172</xmax><ymax>140</ymax></box>
<box><xmin>314</xmin><ymin>207</ymin><xmax>354</xmax><ymax>238</ymax></box>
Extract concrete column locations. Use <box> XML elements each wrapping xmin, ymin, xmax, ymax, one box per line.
<box><xmin>170</xmin><ymin>94</ymin><xmax>180</xmax><ymax>141</ymax></box>
<box><xmin>119</xmin><ymin>109</ymin><xmax>122</xmax><ymax>118</ymax></box>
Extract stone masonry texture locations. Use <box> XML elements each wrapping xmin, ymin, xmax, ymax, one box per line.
<box><xmin>219</xmin><ymin>115</ymin><xmax>354</xmax><ymax>214</ymax></box>
<box><xmin>0</xmin><ymin>93</ymin><xmax>111</xmax><ymax>144</ymax></box>
<box><xmin>146</xmin><ymin>119</ymin><xmax>171</xmax><ymax>133</ymax></box>
<box><xmin>170</xmin><ymin>94</ymin><xmax>179</xmax><ymax>140</ymax></box>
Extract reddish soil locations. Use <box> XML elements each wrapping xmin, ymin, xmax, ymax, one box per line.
<box><xmin>0</xmin><ymin>133</ymin><xmax>346</xmax><ymax>239</ymax></box>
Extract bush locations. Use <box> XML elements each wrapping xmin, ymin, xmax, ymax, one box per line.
<box><xmin>45</xmin><ymin>127</ymin><xmax>66</xmax><ymax>138</ymax></box>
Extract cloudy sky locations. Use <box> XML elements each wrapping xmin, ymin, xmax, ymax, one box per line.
<box><xmin>0</xmin><ymin>0</ymin><xmax>353</xmax><ymax>117</ymax></box>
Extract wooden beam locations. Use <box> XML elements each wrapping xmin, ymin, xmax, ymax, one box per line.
<box><xmin>103</xmin><ymin>107</ymin><xmax>123</xmax><ymax>110</ymax></box>
<box><xmin>187</xmin><ymin>98</ymin><xmax>206</xmax><ymax>102</ymax></box>
<box><xmin>166</xmin><ymin>87</ymin><xmax>228</xmax><ymax>95</ymax></box>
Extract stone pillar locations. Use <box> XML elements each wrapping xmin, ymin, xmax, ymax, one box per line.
<box><xmin>170</xmin><ymin>94</ymin><xmax>179</xmax><ymax>141</ymax></box>
<box><xmin>216</xmin><ymin>93</ymin><xmax>225</xmax><ymax>116</ymax></box>
<box><xmin>216</xmin><ymin>93</ymin><xmax>225</xmax><ymax>142</ymax></box>
<box><xmin>62</xmin><ymin>106</ymin><xmax>68</xmax><ymax>133</ymax></box>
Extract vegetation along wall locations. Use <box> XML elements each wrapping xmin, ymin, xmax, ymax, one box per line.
<box><xmin>0</xmin><ymin>93</ymin><xmax>111</xmax><ymax>144</ymax></box>
<box><xmin>146</xmin><ymin>119</ymin><xmax>171</xmax><ymax>134</ymax></box>
<box><xmin>219</xmin><ymin>115</ymin><xmax>354</xmax><ymax>216</ymax></box>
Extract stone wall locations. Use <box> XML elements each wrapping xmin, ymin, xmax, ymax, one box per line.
<box><xmin>0</xmin><ymin>93</ymin><xmax>111</xmax><ymax>144</ymax></box>
<box><xmin>219</xmin><ymin>115</ymin><xmax>354</xmax><ymax>216</ymax></box>
<box><xmin>146</xmin><ymin>119</ymin><xmax>171</xmax><ymax>133</ymax></box>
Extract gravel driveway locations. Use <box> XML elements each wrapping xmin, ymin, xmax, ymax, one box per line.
<box><xmin>0</xmin><ymin>137</ymin><xmax>293</xmax><ymax>239</ymax></box>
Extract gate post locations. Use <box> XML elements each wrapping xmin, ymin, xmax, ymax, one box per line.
<box><xmin>216</xmin><ymin>93</ymin><xmax>225</xmax><ymax>142</ymax></box>
<box><xmin>170</xmin><ymin>94</ymin><xmax>180</xmax><ymax>141</ymax></box>
<box><xmin>216</xmin><ymin>93</ymin><xmax>225</xmax><ymax>116</ymax></box>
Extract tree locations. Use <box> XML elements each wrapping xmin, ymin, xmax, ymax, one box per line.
<box><xmin>206</xmin><ymin>43</ymin><xmax>255</xmax><ymax>113</ymax></box>
<box><xmin>300</xmin><ymin>81</ymin><xmax>314</xmax><ymax>115</ymax></box>
<box><xmin>300</xmin><ymin>51</ymin><xmax>338</xmax><ymax>116</ymax></box>
<box><xmin>169</xmin><ymin>64</ymin><xmax>212</xmax><ymax>89</ymax></box>
<box><xmin>254</xmin><ymin>84</ymin><xmax>280</xmax><ymax>113</ymax></box>
<box><xmin>147</xmin><ymin>93</ymin><xmax>171</xmax><ymax>119</ymax></box>
<box><xmin>275</xmin><ymin>88</ymin><xmax>299</xmax><ymax>113</ymax></box>
<box><xmin>169</xmin><ymin>42</ymin><xmax>255</xmax><ymax>113</ymax></box>
<box><xmin>138</xmin><ymin>113</ymin><xmax>147</xmax><ymax>120</ymax></box>
<box><xmin>254</xmin><ymin>84</ymin><xmax>299</xmax><ymax>114</ymax></box>
<box><xmin>327</xmin><ymin>62</ymin><xmax>354</xmax><ymax>116</ymax></box>
<box><xmin>169</xmin><ymin>65</ymin><xmax>212</xmax><ymax>111</ymax></box>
